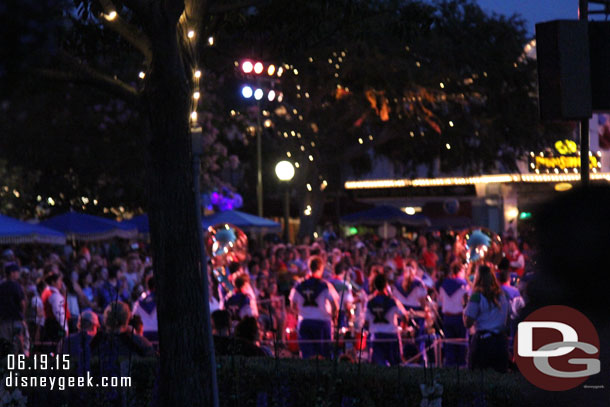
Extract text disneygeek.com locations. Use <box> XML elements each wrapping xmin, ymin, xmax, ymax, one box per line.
<box><xmin>4</xmin><ymin>354</ymin><xmax>131</xmax><ymax>391</ymax></box>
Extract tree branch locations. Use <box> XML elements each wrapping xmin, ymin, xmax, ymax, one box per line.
<box><xmin>34</xmin><ymin>66</ymin><xmax>139</xmax><ymax>104</ymax></box>
<box><xmin>97</xmin><ymin>0</ymin><xmax>153</xmax><ymax>63</ymax></box>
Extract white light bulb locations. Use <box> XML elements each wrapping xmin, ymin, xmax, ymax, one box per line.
<box><xmin>138</xmin><ymin>71</ymin><xmax>145</xmax><ymax>79</ymax></box>
<box><xmin>254</xmin><ymin>62</ymin><xmax>264</xmax><ymax>74</ymax></box>
<box><xmin>267</xmin><ymin>90</ymin><xmax>276</xmax><ymax>101</ymax></box>
<box><xmin>208</xmin><ymin>36</ymin><xmax>214</xmax><ymax>45</ymax></box>
<box><xmin>187</xmin><ymin>30</ymin><xmax>195</xmax><ymax>39</ymax></box>
<box><xmin>242</xmin><ymin>61</ymin><xmax>253</xmax><ymax>73</ymax></box>
<box><xmin>190</xmin><ymin>111</ymin><xmax>198</xmax><ymax>121</ymax></box>
<box><xmin>105</xmin><ymin>11</ymin><xmax>117</xmax><ymax>21</ymax></box>
<box><xmin>241</xmin><ymin>86</ymin><xmax>253</xmax><ymax>99</ymax></box>
<box><xmin>193</xmin><ymin>91</ymin><xmax>200</xmax><ymax>100</ymax></box>
<box><xmin>194</xmin><ymin>70</ymin><xmax>201</xmax><ymax>78</ymax></box>
<box><xmin>254</xmin><ymin>88</ymin><xmax>264</xmax><ymax>100</ymax></box>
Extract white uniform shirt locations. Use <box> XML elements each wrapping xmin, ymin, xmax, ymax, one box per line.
<box><xmin>132</xmin><ymin>291</ymin><xmax>158</xmax><ymax>333</ymax></box>
<box><xmin>365</xmin><ymin>293</ymin><xmax>407</xmax><ymax>335</ymax></box>
<box><xmin>48</xmin><ymin>286</ymin><xmax>68</xmax><ymax>335</ymax></box>
<box><xmin>392</xmin><ymin>277</ymin><xmax>427</xmax><ymax>309</ymax></box>
<box><xmin>289</xmin><ymin>277</ymin><xmax>339</xmax><ymax>322</ymax></box>
<box><xmin>438</xmin><ymin>277</ymin><xmax>470</xmax><ymax>314</ymax></box>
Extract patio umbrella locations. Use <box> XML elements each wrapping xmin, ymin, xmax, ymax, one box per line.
<box><xmin>202</xmin><ymin>210</ymin><xmax>280</xmax><ymax>232</ymax></box>
<box><xmin>340</xmin><ymin>205</ymin><xmax>431</xmax><ymax>227</ymax></box>
<box><xmin>0</xmin><ymin>214</ymin><xmax>66</xmax><ymax>245</ymax></box>
<box><xmin>40</xmin><ymin>212</ymin><xmax>137</xmax><ymax>241</ymax></box>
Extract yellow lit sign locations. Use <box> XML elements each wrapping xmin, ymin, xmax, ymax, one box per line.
<box><xmin>554</xmin><ymin>139</ymin><xmax>578</xmax><ymax>155</ymax></box>
<box><xmin>533</xmin><ymin>155</ymin><xmax>598</xmax><ymax>171</ymax></box>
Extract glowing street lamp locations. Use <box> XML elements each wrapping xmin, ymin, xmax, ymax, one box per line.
<box><xmin>275</xmin><ymin>160</ymin><xmax>295</xmax><ymax>242</ymax></box>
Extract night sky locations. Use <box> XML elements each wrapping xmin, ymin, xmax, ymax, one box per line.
<box><xmin>476</xmin><ymin>0</ymin><xmax>579</xmax><ymax>35</ymax></box>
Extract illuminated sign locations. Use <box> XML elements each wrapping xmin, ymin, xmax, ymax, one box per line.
<box><xmin>528</xmin><ymin>140</ymin><xmax>602</xmax><ymax>173</ymax></box>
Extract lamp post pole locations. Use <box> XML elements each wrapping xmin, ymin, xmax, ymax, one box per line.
<box><xmin>283</xmin><ymin>187</ymin><xmax>290</xmax><ymax>242</ymax></box>
<box><xmin>275</xmin><ymin>160</ymin><xmax>295</xmax><ymax>243</ymax></box>
<box><xmin>580</xmin><ymin>0</ymin><xmax>590</xmax><ymax>187</ymax></box>
<box><xmin>256</xmin><ymin>95</ymin><xmax>264</xmax><ymax>217</ymax></box>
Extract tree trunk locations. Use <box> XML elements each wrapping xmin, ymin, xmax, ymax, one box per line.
<box><xmin>143</xmin><ymin>19</ymin><xmax>213</xmax><ymax>407</ymax></box>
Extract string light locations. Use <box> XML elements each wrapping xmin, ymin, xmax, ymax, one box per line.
<box><xmin>306</xmin><ymin>184</ymin><xmax>312</xmax><ymax>191</ymax></box>
<box><xmin>104</xmin><ymin>11</ymin><xmax>117</xmax><ymax>21</ymax></box>
<box><xmin>254</xmin><ymin>62</ymin><xmax>263</xmax><ymax>74</ymax></box>
<box><xmin>194</xmin><ymin>70</ymin><xmax>202</xmax><ymax>78</ymax></box>
<box><xmin>286</xmin><ymin>152</ymin><xmax>291</xmax><ymax>157</ymax></box>
<box><xmin>190</xmin><ymin>111</ymin><xmax>198</xmax><ymax>121</ymax></box>
<box><xmin>208</xmin><ymin>36</ymin><xmax>214</xmax><ymax>45</ymax></box>
<box><xmin>187</xmin><ymin>30</ymin><xmax>195</xmax><ymax>39</ymax></box>
<box><xmin>138</xmin><ymin>71</ymin><xmax>146</xmax><ymax>79</ymax></box>
<box><xmin>449</xmin><ymin>121</ymin><xmax>454</xmax><ymax>127</ymax></box>
<box><xmin>344</xmin><ymin>172</ymin><xmax>610</xmax><ymax>189</ymax></box>
<box><xmin>193</xmin><ymin>91</ymin><xmax>200</xmax><ymax>100</ymax></box>
<box><xmin>358</xmin><ymin>138</ymin><xmax>363</xmax><ymax>144</ymax></box>
<box><xmin>295</xmin><ymin>162</ymin><xmax>300</xmax><ymax>168</ymax></box>
<box><xmin>308</xmin><ymin>155</ymin><xmax>314</xmax><ymax>161</ymax></box>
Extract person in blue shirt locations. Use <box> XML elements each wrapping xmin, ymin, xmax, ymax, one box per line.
<box><xmin>464</xmin><ymin>264</ymin><xmax>510</xmax><ymax>372</ymax></box>
<box><xmin>365</xmin><ymin>273</ymin><xmax>409</xmax><ymax>366</ymax></box>
<box><xmin>96</xmin><ymin>265</ymin><xmax>130</xmax><ymax>311</ymax></box>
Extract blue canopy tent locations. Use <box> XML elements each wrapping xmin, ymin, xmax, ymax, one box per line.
<box><xmin>340</xmin><ymin>205</ymin><xmax>431</xmax><ymax>227</ymax></box>
<box><xmin>202</xmin><ymin>210</ymin><xmax>280</xmax><ymax>232</ymax></box>
<box><xmin>0</xmin><ymin>214</ymin><xmax>66</xmax><ymax>245</ymax></box>
<box><xmin>123</xmin><ymin>214</ymin><xmax>150</xmax><ymax>238</ymax></box>
<box><xmin>40</xmin><ymin>212</ymin><xmax>137</xmax><ymax>242</ymax></box>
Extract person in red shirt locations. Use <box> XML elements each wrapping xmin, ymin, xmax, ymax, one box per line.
<box><xmin>504</xmin><ymin>237</ymin><xmax>525</xmax><ymax>277</ymax></box>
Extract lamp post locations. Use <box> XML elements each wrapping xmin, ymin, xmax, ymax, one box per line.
<box><xmin>275</xmin><ymin>160</ymin><xmax>295</xmax><ymax>242</ymax></box>
<box><xmin>239</xmin><ymin>60</ymin><xmax>282</xmax><ymax>217</ymax></box>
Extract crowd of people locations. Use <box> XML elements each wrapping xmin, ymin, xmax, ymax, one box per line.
<box><xmin>0</xmin><ymin>228</ymin><xmax>534</xmax><ymax>372</ymax></box>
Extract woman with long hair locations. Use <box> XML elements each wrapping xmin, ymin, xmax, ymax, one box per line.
<box><xmin>463</xmin><ymin>263</ymin><xmax>510</xmax><ymax>372</ymax></box>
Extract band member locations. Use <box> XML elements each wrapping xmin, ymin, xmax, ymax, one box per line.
<box><xmin>464</xmin><ymin>264</ymin><xmax>510</xmax><ymax>372</ymax></box>
<box><xmin>393</xmin><ymin>259</ymin><xmax>428</xmax><ymax>363</ymax></box>
<box><xmin>289</xmin><ymin>256</ymin><xmax>339</xmax><ymax>359</ymax></box>
<box><xmin>328</xmin><ymin>261</ymin><xmax>353</xmax><ymax>329</ymax></box>
<box><xmin>366</xmin><ymin>273</ymin><xmax>408</xmax><ymax>366</ymax></box>
<box><xmin>225</xmin><ymin>275</ymin><xmax>258</xmax><ymax>323</ymax></box>
<box><xmin>438</xmin><ymin>261</ymin><xmax>470</xmax><ymax>366</ymax></box>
